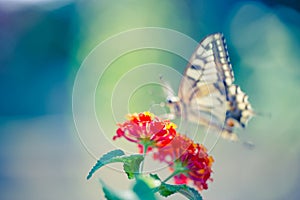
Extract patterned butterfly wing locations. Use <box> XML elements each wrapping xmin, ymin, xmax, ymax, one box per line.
<box><xmin>176</xmin><ymin>33</ymin><xmax>253</xmax><ymax>140</ymax></box>
<box><xmin>178</xmin><ymin>33</ymin><xmax>233</xmax><ymax>131</ymax></box>
<box><xmin>223</xmin><ymin>84</ymin><xmax>254</xmax><ymax>136</ymax></box>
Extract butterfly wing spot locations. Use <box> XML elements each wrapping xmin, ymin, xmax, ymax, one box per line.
<box><xmin>238</xmin><ymin>103</ymin><xmax>246</xmax><ymax>110</ymax></box>
<box><xmin>213</xmin><ymin>33</ymin><xmax>221</xmax><ymax>39</ymax></box>
<box><xmin>224</xmin><ymin>70</ymin><xmax>231</xmax><ymax>78</ymax></box>
<box><xmin>226</xmin><ymin>118</ymin><xmax>235</xmax><ymax>127</ymax></box>
<box><xmin>228</xmin><ymin>85</ymin><xmax>238</xmax><ymax>94</ymax></box>
<box><xmin>185</xmin><ymin>68</ymin><xmax>202</xmax><ymax>81</ymax></box>
<box><xmin>222</xmin><ymin>64</ymin><xmax>229</xmax><ymax>70</ymax></box>
<box><xmin>236</xmin><ymin>93</ymin><xmax>244</xmax><ymax>102</ymax></box>
<box><xmin>219</xmin><ymin>51</ymin><xmax>226</xmax><ymax>58</ymax></box>
<box><xmin>242</xmin><ymin>110</ymin><xmax>253</xmax><ymax>118</ymax></box>
<box><xmin>207</xmin><ymin>43</ymin><xmax>213</xmax><ymax>49</ymax></box>
<box><xmin>220</xmin><ymin>57</ymin><xmax>227</xmax><ymax>64</ymax></box>
<box><xmin>191</xmin><ymin>59</ymin><xmax>204</xmax><ymax>68</ymax></box>
<box><xmin>190</xmin><ymin>65</ymin><xmax>198</xmax><ymax>70</ymax></box>
<box><xmin>224</xmin><ymin>78</ymin><xmax>231</xmax><ymax>86</ymax></box>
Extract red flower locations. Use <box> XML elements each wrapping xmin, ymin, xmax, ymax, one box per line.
<box><xmin>113</xmin><ymin>112</ymin><xmax>177</xmax><ymax>153</ymax></box>
<box><xmin>154</xmin><ymin>134</ymin><xmax>214</xmax><ymax>191</ymax></box>
<box><xmin>113</xmin><ymin>112</ymin><xmax>214</xmax><ymax>190</ymax></box>
<box><xmin>153</xmin><ymin>134</ymin><xmax>193</xmax><ymax>164</ymax></box>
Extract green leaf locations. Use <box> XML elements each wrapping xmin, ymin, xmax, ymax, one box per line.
<box><xmin>149</xmin><ymin>174</ymin><xmax>161</xmax><ymax>181</ymax></box>
<box><xmin>159</xmin><ymin>183</ymin><xmax>186</xmax><ymax>197</ymax></box>
<box><xmin>158</xmin><ymin>183</ymin><xmax>202</xmax><ymax>200</ymax></box>
<box><xmin>178</xmin><ymin>186</ymin><xmax>202</xmax><ymax>200</ymax></box>
<box><xmin>99</xmin><ymin>177</ymin><xmax>158</xmax><ymax>200</ymax></box>
<box><xmin>101</xmin><ymin>181</ymin><xmax>123</xmax><ymax>200</ymax></box>
<box><xmin>87</xmin><ymin>149</ymin><xmax>125</xmax><ymax>179</ymax></box>
<box><xmin>133</xmin><ymin>177</ymin><xmax>157</xmax><ymax>200</ymax></box>
<box><xmin>100</xmin><ymin>179</ymin><xmax>137</xmax><ymax>200</ymax></box>
<box><xmin>87</xmin><ymin>150</ymin><xmax>144</xmax><ymax>180</ymax></box>
<box><xmin>123</xmin><ymin>155</ymin><xmax>144</xmax><ymax>179</ymax></box>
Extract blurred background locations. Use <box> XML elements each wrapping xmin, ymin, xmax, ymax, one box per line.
<box><xmin>1</xmin><ymin>0</ymin><xmax>300</xmax><ymax>199</ymax></box>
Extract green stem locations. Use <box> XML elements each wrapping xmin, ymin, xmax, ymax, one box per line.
<box><xmin>139</xmin><ymin>145</ymin><xmax>148</xmax><ymax>174</ymax></box>
<box><xmin>162</xmin><ymin>170</ymin><xmax>180</xmax><ymax>183</ymax></box>
<box><xmin>162</xmin><ymin>163</ymin><xmax>188</xmax><ymax>183</ymax></box>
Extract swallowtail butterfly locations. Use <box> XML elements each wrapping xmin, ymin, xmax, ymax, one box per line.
<box><xmin>166</xmin><ymin>33</ymin><xmax>254</xmax><ymax>141</ymax></box>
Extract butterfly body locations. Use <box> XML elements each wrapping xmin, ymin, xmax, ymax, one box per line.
<box><xmin>166</xmin><ymin>33</ymin><xmax>254</xmax><ymax>140</ymax></box>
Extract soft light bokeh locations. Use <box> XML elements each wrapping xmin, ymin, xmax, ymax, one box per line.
<box><xmin>1</xmin><ymin>0</ymin><xmax>300</xmax><ymax>200</ymax></box>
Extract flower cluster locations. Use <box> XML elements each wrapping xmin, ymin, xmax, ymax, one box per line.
<box><xmin>113</xmin><ymin>112</ymin><xmax>177</xmax><ymax>153</ymax></box>
<box><xmin>153</xmin><ymin>134</ymin><xmax>214</xmax><ymax>190</ymax></box>
<box><xmin>113</xmin><ymin>111</ymin><xmax>214</xmax><ymax>191</ymax></box>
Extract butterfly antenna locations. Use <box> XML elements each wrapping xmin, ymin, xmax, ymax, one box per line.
<box><xmin>159</xmin><ymin>74</ymin><xmax>168</xmax><ymax>86</ymax></box>
<box><xmin>159</xmin><ymin>74</ymin><xmax>177</xmax><ymax>99</ymax></box>
<box><xmin>146</xmin><ymin>74</ymin><xmax>171</xmax><ymax>98</ymax></box>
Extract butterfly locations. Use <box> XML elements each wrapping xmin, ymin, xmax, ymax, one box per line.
<box><xmin>165</xmin><ymin>33</ymin><xmax>254</xmax><ymax>141</ymax></box>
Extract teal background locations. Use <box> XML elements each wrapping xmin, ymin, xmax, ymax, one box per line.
<box><xmin>0</xmin><ymin>0</ymin><xmax>300</xmax><ymax>199</ymax></box>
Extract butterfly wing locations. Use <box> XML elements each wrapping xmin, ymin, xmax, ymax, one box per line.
<box><xmin>178</xmin><ymin>33</ymin><xmax>233</xmax><ymax>130</ymax></box>
<box><xmin>163</xmin><ymin>33</ymin><xmax>254</xmax><ymax>140</ymax></box>
<box><xmin>224</xmin><ymin>85</ymin><xmax>254</xmax><ymax>129</ymax></box>
<box><xmin>178</xmin><ymin>33</ymin><xmax>253</xmax><ymax>139</ymax></box>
